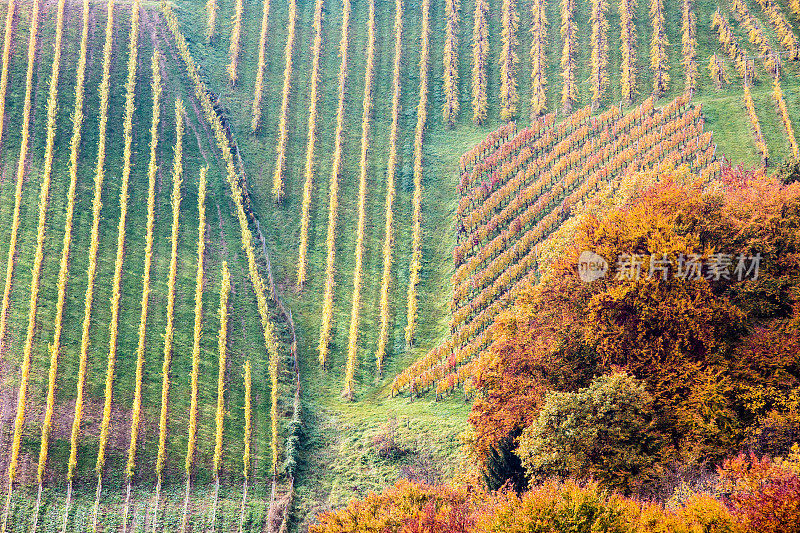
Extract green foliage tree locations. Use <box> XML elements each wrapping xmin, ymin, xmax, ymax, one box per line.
<box><xmin>481</xmin><ymin>435</ymin><xmax>527</xmax><ymax>492</ymax></box>
<box><xmin>516</xmin><ymin>372</ymin><xmax>661</xmax><ymax>493</ymax></box>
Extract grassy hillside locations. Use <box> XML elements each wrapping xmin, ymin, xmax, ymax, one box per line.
<box><xmin>0</xmin><ymin>0</ymin><xmax>294</xmax><ymax>529</ymax></box>
<box><xmin>1</xmin><ymin>0</ymin><xmax>800</xmax><ymax>529</ymax></box>
<box><xmin>170</xmin><ymin>0</ymin><xmax>800</xmax><ymax>524</ymax></box>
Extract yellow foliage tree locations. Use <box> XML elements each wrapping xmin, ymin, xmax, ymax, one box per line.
<box><xmin>560</xmin><ymin>0</ymin><xmax>578</xmax><ymax>113</ymax></box>
<box><xmin>126</xmin><ymin>48</ymin><xmax>161</xmax><ymax>481</ymax></box>
<box><xmin>155</xmin><ymin>99</ymin><xmax>186</xmax><ymax>518</ymax></box>
<box><xmin>206</xmin><ymin>0</ymin><xmax>217</xmax><ymax>42</ymax></box>
<box><xmin>0</xmin><ymin>0</ymin><xmax>40</xmax><ymax>375</ymax></box>
<box><xmin>682</xmin><ymin>0</ymin><xmax>698</xmax><ymax>92</ymax></box>
<box><xmin>650</xmin><ymin>0</ymin><xmax>669</xmax><ymax>97</ymax></box>
<box><xmin>123</xmin><ymin>47</ymin><xmax>160</xmax><ymax>533</ymax></box>
<box><xmin>708</xmin><ymin>54</ymin><xmax>728</xmax><ymax>89</ymax></box>
<box><xmin>744</xmin><ymin>83</ymin><xmax>769</xmax><ymax>164</ymax></box>
<box><xmin>589</xmin><ymin>0</ymin><xmax>609</xmax><ymax>107</ymax></box>
<box><xmin>4</xmin><ymin>5</ymin><xmax>41</xmax><ymax>519</ymax></box>
<box><xmin>0</xmin><ymin>0</ymin><xmax>14</xmax><ymax>154</ymax></box>
<box><xmin>773</xmin><ymin>78</ymin><xmax>800</xmax><ymax>159</ymax></box>
<box><xmin>181</xmin><ymin>166</ymin><xmax>207</xmax><ymax>533</ymax></box>
<box><xmin>620</xmin><ymin>0</ymin><xmax>637</xmax><ymax>104</ymax></box>
<box><xmin>186</xmin><ymin>166</ymin><xmax>207</xmax><ymax>479</ymax></box>
<box><xmin>97</xmin><ymin>0</ymin><xmax>140</xmax><ymax>482</ymax></box>
<box><xmin>244</xmin><ymin>361</ymin><xmax>252</xmax><ymax>481</ymax></box>
<box><xmin>214</xmin><ymin>262</ymin><xmax>231</xmax><ymax>476</ymax></box>
<box><xmin>62</xmin><ymin>4</ymin><xmax>113</xmax><ymax>529</ymax></box>
<box><xmin>49</xmin><ymin>0</ymin><xmax>88</xmax><ymax>509</ymax></box>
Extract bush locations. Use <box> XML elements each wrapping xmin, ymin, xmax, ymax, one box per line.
<box><xmin>475</xmin><ymin>480</ymin><xmax>634</xmax><ymax>533</ymax></box>
<box><xmin>676</xmin><ymin>493</ymin><xmax>746</xmax><ymax>533</ymax></box>
<box><xmin>516</xmin><ymin>373</ymin><xmax>661</xmax><ymax>493</ymax></box>
<box><xmin>310</xmin><ymin>481</ymin><xmax>472</xmax><ymax>533</ymax></box>
<box><xmin>311</xmin><ymin>479</ymin><xmax>751</xmax><ymax>533</ymax></box>
<box><xmin>718</xmin><ymin>452</ymin><xmax>800</xmax><ymax>533</ymax></box>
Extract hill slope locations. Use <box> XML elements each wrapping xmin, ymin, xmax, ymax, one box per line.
<box><xmin>2</xmin><ymin>0</ymin><xmax>800</xmax><ymax>530</ymax></box>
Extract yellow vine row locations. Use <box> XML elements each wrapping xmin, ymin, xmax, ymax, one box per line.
<box><xmin>35</xmin><ymin>0</ymin><xmax>67</xmax><ymax>485</ymax></box>
<box><xmin>472</xmin><ymin>0</ymin><xmax>488</xmax><ymax>125</ymax></box>
<box><xmin>773</xmin><ymin>77</ymin><xmax>799</xmax><ymax>159</ymax></box>
<box><xmin>708</xmin><ymin>53</ymin><xmax>728</xmax><ymax>89</ymax></box>
<box><xmin>729</xmin><ymin>0</ymin><xmax>777</xmax><ymax>77</ymax></box>
<box><xmin>0</xmin><ymin>0</ymin><xmax>14</xmax><ymax>152</ymax></box>
<box><xmin>682</xmin><ymin>0</ymin><xmax>697</xmax><ymax>92</ymax></box>
<box><xmin>406</xmin><ymin>0</ymin><xmax>431</xmax><ymax>347</ymax></box>
<box><xmin>530</xmin><ymin>0</ymin><xmax>547</xmax><ymax>118</ymax></box>
<box><xmin>790</xmin><ymin>0</ymin><xmax>800</xmax><ymax>23</ymax></box>
<box><xmin>162</xmin><ymin>3</ymin><xmax>282</xmax><ymax>474</ymax></box>
<box><xmin>620</xmin><ymin>0</ymin><xmax>637</xmax><ymax>104</ymax></box>
<box><xmin>344</xmin><ymin>0</ymin><xmax>376</xmax><ymax>399</ymax></box>
<box><xmin>755</xmin><ymin>0</ymin><xmax>800</xmax><ymax>61</ymax></box>
<box><xmin>377</xmin><ymin>0</ymin><xmax>403</xmax><ymax>374</ymax></box>
<box><xmin>68</xmin><ymin>0</ymin><xmax>114</xmax><ymax>483</ymax></box>
<box><xmin>157</xmin><ymin>98</ymin><xmax>185</xmax><ymax>481</ymax></box>
<box><xmin>243</xmin><ymin>361</ymin><xmax>252</xmax><ymax>480</ymax></box>
<box><xmin>271</xmin><ymin>0</ymin><xmax>297</xmax><ymax>202</ymax></box>
<box><xmin>7</xmin><ymin>0</ymin><xmax>41</xmax><ymax>488</ymax></box>
<box><xmin>560</xmin><ymin>0</ymin><xmax>577</xmax><ymax>113</ymax></box>
<box><xmin>589</xmin><ymin>0</ymin><xmax>608</xmax><ymax>107</ymax></box>
<box><xmin>227</xmin><ymin>0</ymin><xmax>243</xmax><ymax>85</ymax></box>
<box><xmin>97</xmin><ymin>0</ymin><xmax>139</xmax><ymax>477</ymax></box>
<box><xmin>206</xmin><ymin>0</ymin><xmax>217</xmax><ymax>43</ymax></box>
<box><xmin>127</xmin><ymin>48</ymin><xmax>162</xmax><ymax>480</ymax></box>
<box><xmin>186</xmin><ymin>166</ymin><xmax>208</xmax><ymax>475</ymax></box>
<box><xmin>46</xmin><ymin>0</ymin><xmax>88</xmax><ymax>485</ymax></box>
<box><xmin>296</xmin><ymin>0</ymin><xmax>324</xmax><ymax>290</ymax></box>
<box><xmin>711</xmin><ymin>10</ymin><xmax>750</xmax><ymax>81</ymax></box>
<box><xmin>650</xmin><ymin>0</ymin><xmax>669</xmax><ymax>97</ymax></box>
<box><xmin>743</xmin><ymin>83</ymin><xmax>770</xmax><ymax>164</ymax></box>
<box><xmin>250</xmin><ymin>0</ymin><xmax>271</xmax><ymax>131</ymax></box>
<box><xmin>442</xmin><ymin>0</ymin><xmax>459</xmax><ymax>127</ymax></box>
<box><xmin>318</xmin><ymin>0</ymin><xmax>352</xmax><ymax>367</ymax></box>
<box><xmin>214</xmin><ymin>262</ymin><xmax>231</xmax><ymax>476</ymax></box>
<box><xmin>500</xmin><ymin>0</ymin><xmax>518</xmax><ymax>121</ymax></box>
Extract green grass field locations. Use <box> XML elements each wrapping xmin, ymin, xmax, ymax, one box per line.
<box><xmin>0</xmin><ymin>0</ymin><xmax>799</xmax><ymax>529</ymax></box>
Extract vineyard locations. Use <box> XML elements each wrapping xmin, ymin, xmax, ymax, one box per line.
<box><xmin>0</xmin><ymin>0</ymin><xmax>293</xmax><ymax>530</ymax></box>
<box><xmin>0</xmin><ymin>0</ymin><xmax>800</xmax><ymax>530</ymax></box>
<box><xmin>392</xmin><ymin>94</ymin><xmax>719</xmax><ymax>398</ymax></box>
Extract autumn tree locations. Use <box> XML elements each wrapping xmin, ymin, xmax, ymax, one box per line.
<box><xmin>469</xmin><ymin>171</ymin><xmax>800</xmax><ymax>488</ymax></box>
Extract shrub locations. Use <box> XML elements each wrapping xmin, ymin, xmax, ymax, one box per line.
<box><xmin>310</xmin><ymin>481</ymin><xmax>472</xmax><ymax>533</ymax></box>
<box><xmin>475</xmin><ymin>480</ymin><xmax>634</xmax><ymax>533</ymax></box>
<box><xmin>516</xmin><ymin>372</ymin><xmax>661</xmax><ymax>493</ymax></box>
<box><xmin>718</xmin><ymin>453</ymin><xmax>800</xmax><ymax>533</ymax></box>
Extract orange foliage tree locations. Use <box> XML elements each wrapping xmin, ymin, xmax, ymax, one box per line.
<box><xmin>469</xmin><ymin>172</ymin><xmax>800</xmax><ymax>485</ymax></box>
